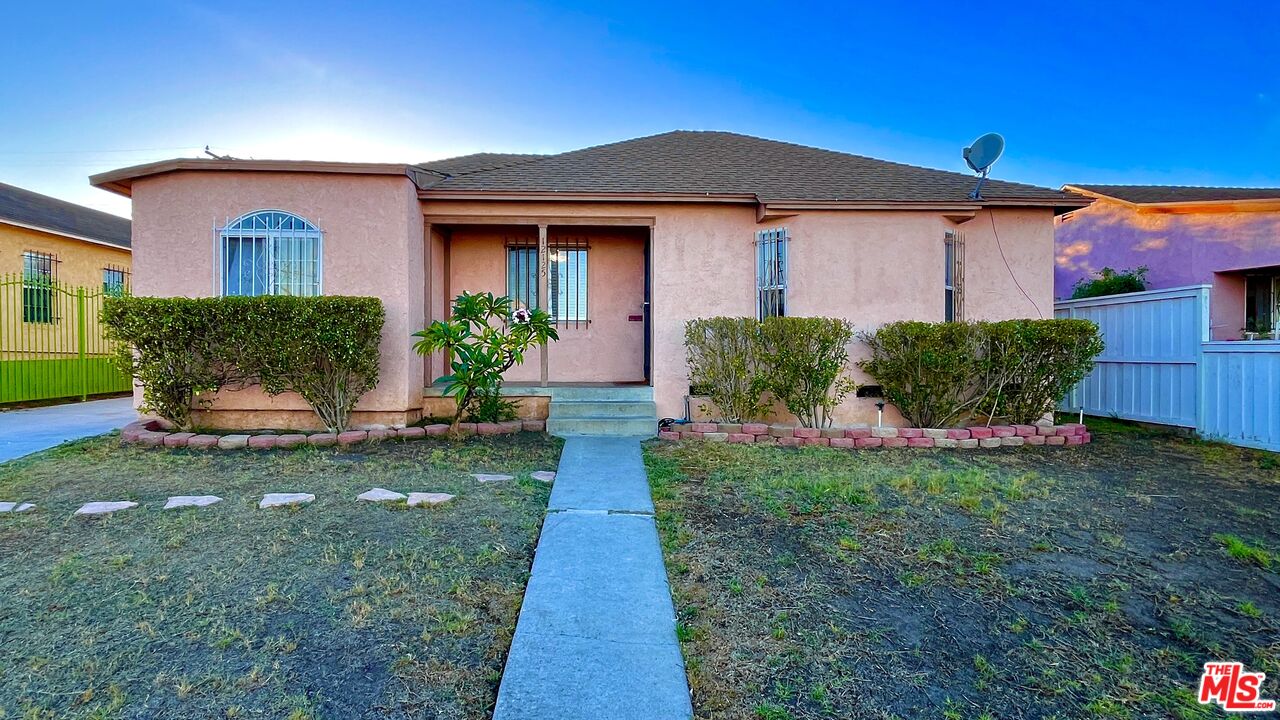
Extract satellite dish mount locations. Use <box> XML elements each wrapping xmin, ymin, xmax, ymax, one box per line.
<box><xmin>963</xmin><ymin>133</ymin><xmax>1005</xmax><ymax>200</ymax></box>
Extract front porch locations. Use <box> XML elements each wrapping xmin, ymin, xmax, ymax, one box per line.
<box><xmin>423</xmin><ymin>215</ymin><xmax>654</xmax><ymax>390</ymax></box>
<box><xmin>422</xmin><ymin>382</ymin><xmax>657</xmax><ymax>436</ymax></box>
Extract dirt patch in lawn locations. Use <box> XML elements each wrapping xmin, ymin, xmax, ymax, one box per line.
<box><xmin>646</xmin><ymin>419</ymin><xmax>1280</xmax><ymax>719</ymax></box>
<box><xmin>0</xmin><ymin>433</ymin><xmax>562</xmax><ymax>719</ymax></box>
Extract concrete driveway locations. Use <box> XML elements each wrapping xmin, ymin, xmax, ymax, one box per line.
<box><xmin>0</xmin><ymin>397</ymin><xmax>137</xmax><ymax>464</ymax></box>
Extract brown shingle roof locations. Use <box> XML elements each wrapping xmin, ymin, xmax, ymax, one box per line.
<box><xmin>416</xmin><ymin>152</ymin><xmax>548</xmax><ymax>181</ymax></box>
<box><xmin>1068</xmin><ymin>184</ymin><xmax>1280</xmax><ymax>205</ymax></box>
<box><xmin>417</xmin><ymin>130</ymin><xmax>1082</xmax><ymax>206</ymax></box>
<box><xmin>0</xmin><ymin>181</ymin><xmax>130</xmax><ymax>249</ymax></box>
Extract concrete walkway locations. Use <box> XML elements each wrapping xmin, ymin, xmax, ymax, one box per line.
<box><xmin>493</xmin><ymin>436</ymin><xmax>693</xmax><ymax>720</ymax></box>
<box><xmin>0</xmin><ymin>397</ymin><xmax>136</xmax><ymax>463</ymax></box>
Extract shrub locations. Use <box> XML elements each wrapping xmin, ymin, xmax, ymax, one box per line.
<box><xmin>858</xmin><ymin>321</ymin><xmax>985</xmax><ymax>428</ymax></box>
<box><xmin>976</xmin><ymin>319</ymin><xmax>1104</xmax><ymax>424</ymax></box>
<box><xmin>684</xmin><ymin>317</ymin><xmax>767</xmax><ymax>423</ymax></box>
<box><xmin>239</xmin><ymin>296</ymin><xmax>384</xmax><ymax>433</ymax></box>
<box><xmin>412</xmin><ymin>292</ymin><xmax>557</xmax><ymax>428</ymax></box>
<box><xmin>101</xmin><ymin>297</ymin><xmax>244</xmax><ymax>431</ymax></box>
<box><xmin>757</xmin><ymin>317</ymin><xmax>858</xmax><ymax>428</ymax></box>
<box><xmin>102</xmin><ymin>295</ymin><xmax>385</xmax><ymax>432</ymax></box>
<box><xmin>859</xmin><ymin>319</ymin><xmax>1103</xmax><ymax>427</ymax></box>
<box><xmin>1071</xmin><ymin>266</ymin><xmax>1148</xmax><ymax>299</ymax></box>
<box><xmin>466</xmin><ymin>389</ymin><xmax>520</xmax><ymax>423</ymax></box>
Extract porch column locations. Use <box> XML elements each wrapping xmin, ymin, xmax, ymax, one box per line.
<box><xmin>422</xmin><ymin>221</ymin><xmax>432</xmax><ymax>389</ymax></box>
<box><xmin>538</xmin><ymin>224</ymin><xmax>549</xmax><ymax>386</ymax></box>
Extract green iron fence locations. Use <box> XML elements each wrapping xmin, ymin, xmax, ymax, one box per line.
<box><xmin>0</xmin><ymin>273</ymin><xmax>132</xmax><ymax>404</ymax></box>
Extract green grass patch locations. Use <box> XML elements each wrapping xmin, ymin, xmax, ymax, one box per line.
<box><xmin>0</xmin><ymin>434</ymin><xmax>561</xmax><ymax>718</ymax></box>
<box><xmin>644</xmin><ymin>423</ymin><xmax>1280</xmax><ymax>720</ymax></box>
<box><xmin>1213</xmin><ymin>533</ymin><xmax>1274</xmax><ymax>569</ymax></box>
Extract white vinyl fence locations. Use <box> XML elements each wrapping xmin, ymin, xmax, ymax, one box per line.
<box><xmin>1201</xmin><ymin>341</ymin><xmax>1280</xmax><ymax>449</ymax></box>
<box><xmin>1056</xmin><ymin>285</ymin><xmax>1280</xmax><ymax>452</ymax></box>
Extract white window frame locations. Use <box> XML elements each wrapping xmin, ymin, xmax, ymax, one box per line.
<box><xmin>755</xmin><ymin>227</ymin><xmax>788</xmax><ymax>319</ymax></box>
<box><xmin>216</xmin><ymin>210</ymin><xmax>323</xmax><ymax>297</ymax></box>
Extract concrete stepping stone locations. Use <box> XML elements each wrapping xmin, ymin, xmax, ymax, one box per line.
<box><xmin>0</xmin><ymin>502</ymin><xmax>36</xmax><ymax>514</ymax></box>
<box><xmin>530</xmin><ymin>471</ymin><xmax>556</xmax><ymax>483</ymax></box>
<box><xmin>259</xmin><ymin>493</ymin><xmax>315</xmax><ymax>509</ymax></box>
<box><xmin>75</xmin><ymin>501</ymin><xmax>138</xmax><ymax>516</ymax></box>
<box><xmin>472</xmin><ymin>473</ymin><xmax>514</xmax><ymax>483</ymax></box>
<box><xmin>357</xmin><ymin>488</ymin><xmax>407</xmax><ymax>502</ymax></box>
<box><xmin>407</xmin><ymin>492</ymin><xmax>455</xmax><ymax>507</ymax></box>
<box><xmin>163</xmin><ymin>495</ymin><xmax>222</xmax><ymax>510</ymax></box>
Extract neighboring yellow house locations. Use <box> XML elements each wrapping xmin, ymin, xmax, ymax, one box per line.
<box><xmin>0</xmin><ymin>181</ymin><xmax>131</xmax><ymax>291</ymax></box>
<box><xmin>0</xmin><ymin>181</ymin><xmax>132</xmax><ymax>403</ymax></box>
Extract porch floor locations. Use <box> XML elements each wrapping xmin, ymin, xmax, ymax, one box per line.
<box><xmin>423</xmin><ymin>381</ymin><xmax>649</xmax><ymax>397</ymax></box>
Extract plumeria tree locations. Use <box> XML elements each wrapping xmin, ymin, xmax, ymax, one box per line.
<box><xmin>413</xmin><ymin>292</ymin><xmax>558</xmax><ymax>430</ymax></box>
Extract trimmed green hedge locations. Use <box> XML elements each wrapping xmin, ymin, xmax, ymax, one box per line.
<box><xmin>684</xmin><ymin>316</ymin><xmax>857</xmax><ymax>427</ymax></box>
<box><xmin>859</xmin><ymin>319</ymin><xmax>1103</xmax><ymax>427</ymax></box>
<box><xmin>102</xmin><ymin>296</ymin><xmax>383</xmax><ymax>431</ymax></box>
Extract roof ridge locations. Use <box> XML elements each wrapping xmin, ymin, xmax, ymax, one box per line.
<box><xmin>446</xmin><ymin>131</ymin><xmax>694</xmax><ymax>178</ymax></box>
<box><xmin>692</xmin><ymin>130</ymin><xmax>1065</xmax><ymax>196</ymax></box>
<box><xmin>414</xmin><ymin>152</ymin><xmax>550</xmax><ymax>179</ymax></box>
<box><xmin>449</xmin><ymin>154</ymin><xmax>549</xmax><ymax>178</ymax></box>
<box><xmin>461</xmin><ymin>129</ymin><xmax>1067</xmax><ymax>198</ymax></box>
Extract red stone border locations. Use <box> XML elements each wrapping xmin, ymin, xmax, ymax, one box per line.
<box><xmin>657</xmin><ymin>422</ymin><xmax>1090</xmax><ymax>449</ymax></box>
<box><xmin>121</xmin><ymin>419</ymin><xmax>547</xmax><ymax>450</ymax></box>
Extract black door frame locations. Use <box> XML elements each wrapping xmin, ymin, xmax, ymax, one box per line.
<box><xmin>643</xmin><ymin>228</ymin><xmax>652</xmax><ymax>384</ymax></box>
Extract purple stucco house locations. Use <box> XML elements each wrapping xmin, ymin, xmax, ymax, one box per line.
<box><xmin>1054</xmin><ymin>185</ymin><xmax>1280</xmax><ymax>340</ymax></box>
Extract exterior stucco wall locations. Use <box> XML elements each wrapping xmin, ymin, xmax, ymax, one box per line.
<box><xmin>0</xmin><ymin>221</ymin><xmax>131</xmax><ymax>288</ymax></box>
<box><xmin>129</xmin><ymin>171</ymin><xmax>423</xmax><ymax>428</ymax></box>
<box><xmin>125</xmin><ymin>179</ymin><xmax>1056</xmax><ymax>429</ymax></box>
<box><xmin>443</xmin><ymin>225</ymin><xmax>647</xmax><ymax>384</ymax></box>
<box><xmin>1055</xmin><ymin>197</ymin><xmax>1280</xmax><ymax>338</ymax></box>
<box><xmin>423</xmin><ymin>200</ymin><xmax>1053</xmax><ymax>425</ymax></box>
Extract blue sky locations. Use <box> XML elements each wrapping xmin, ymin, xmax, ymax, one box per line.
<box><xmin>2</xmin><ymin>1</ymin><xmax>1278</xmax><ymax>217</ymax></box>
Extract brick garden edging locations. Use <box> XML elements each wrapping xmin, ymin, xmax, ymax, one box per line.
<box><xmin>657</xmin><ymin>422</ymin><xmax>1090</xmax><ymax>449</ymax></box>
<box><xmin>120</xmin><ymin>419</ymin><xmax>547</xmax><ymax>450</ymax></box>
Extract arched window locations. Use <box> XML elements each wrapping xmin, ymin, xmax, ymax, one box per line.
<box><xmin>218</xmin><ymin>210</ymin><xmax>322</xmax><ymax>296</ymax></box>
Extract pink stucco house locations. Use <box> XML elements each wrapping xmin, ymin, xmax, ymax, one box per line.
<box><xmin>1055</xmin><ymin>184</ymin><xmax>1280</xmax><ymax>340</ymax></box>
<box><xmin>91</xmin><ymin>131</ymin><xmax>1087</xmax><ymax>433</ymax></box>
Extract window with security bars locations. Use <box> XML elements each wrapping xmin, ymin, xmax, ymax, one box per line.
<box><xmin>945</xmin><ymin>230</ymin><xmax>965</xmax><ymax>322</ymax></box>
<box><xmin>756</xmin><ymin>228</ymin><xmax>788</xmax><ymax>319</ymax></box>
<box><xmin>506</xmin><ymin>238</ymin><xmax>589</xmax><ymax>327</ymax></box>
<box><xmin>218</xmin><ymin>210</ymin><xmax>322</xmax><ymax>296</ymax></box>
<box><xmin>102</xmin><ymin>266</ymin><xmax>129</xmax><ymax>297</ymax></box>
<box><xmin>22</xmin><ymin>250</ymin><xmax>57</xmax><ymax>323</ymax></box>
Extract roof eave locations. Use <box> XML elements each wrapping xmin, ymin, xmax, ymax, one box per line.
<box><xmin>418</xmin><ymin>189</ymin><xmax>761</xmax><ymax>203</ymax></box>
<box><xmin>90</xmin><ymin>159</ymin><xmax>418</xmax><ymax>198</ymax></box>
<box><xmin>1061</xmin><ymin>185</ymin><xmax>1280</xmax><ymax>211</ymax></box>
<box><xmin>0</xmin><ymin>217</ymin><xmax>131</xmax><ymax>251</ymax></box>
<box><xmin>763</xmin><ymin>197</ymin><xmax>1089</xmax><ymax>210</ymax></box>
<box><xmin>420</xmin><ymin>189</ymin><xmax>1091</xmax><ymax>213</ymax></box>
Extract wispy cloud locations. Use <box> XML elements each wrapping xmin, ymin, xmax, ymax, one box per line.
<box><xmin>177</xmin><ymin>2</ymin><xmax>332</xmax><ymax>83</ymax></box>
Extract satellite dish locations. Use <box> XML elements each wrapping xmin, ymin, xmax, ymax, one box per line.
<box><xmin>963</xmin><ymin>133</ymin><xmax>1005</xmax><ymax>200</ymax></box>
<box><xmin>964</xmin><ymin>133</ymin><xmax>1004</xmax><ymax>173</ymax></box>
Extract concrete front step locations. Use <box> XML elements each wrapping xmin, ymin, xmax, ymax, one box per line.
<box><xmin>543</xmin><ymin>385</ymin><xmax>653</xmax><ymax>401</ymax></box>
<box><xmin>544</xmin><ymin>386</ymin><xmax>656</xmax><ymax>437</ymax></box>
<box><xmin>549</xmin><ymin>400</ymin><xmax>657</xmax><ymax>419</ymax></box>
<box><xmin>545</xmin><ymin>386</ymin><xmax>654</xmax><ymax>402</ymax></box>
<box><xmin>546</xmin><ymin>416</ymin><xmax>657</xmax><ymax>437</ymax></box>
